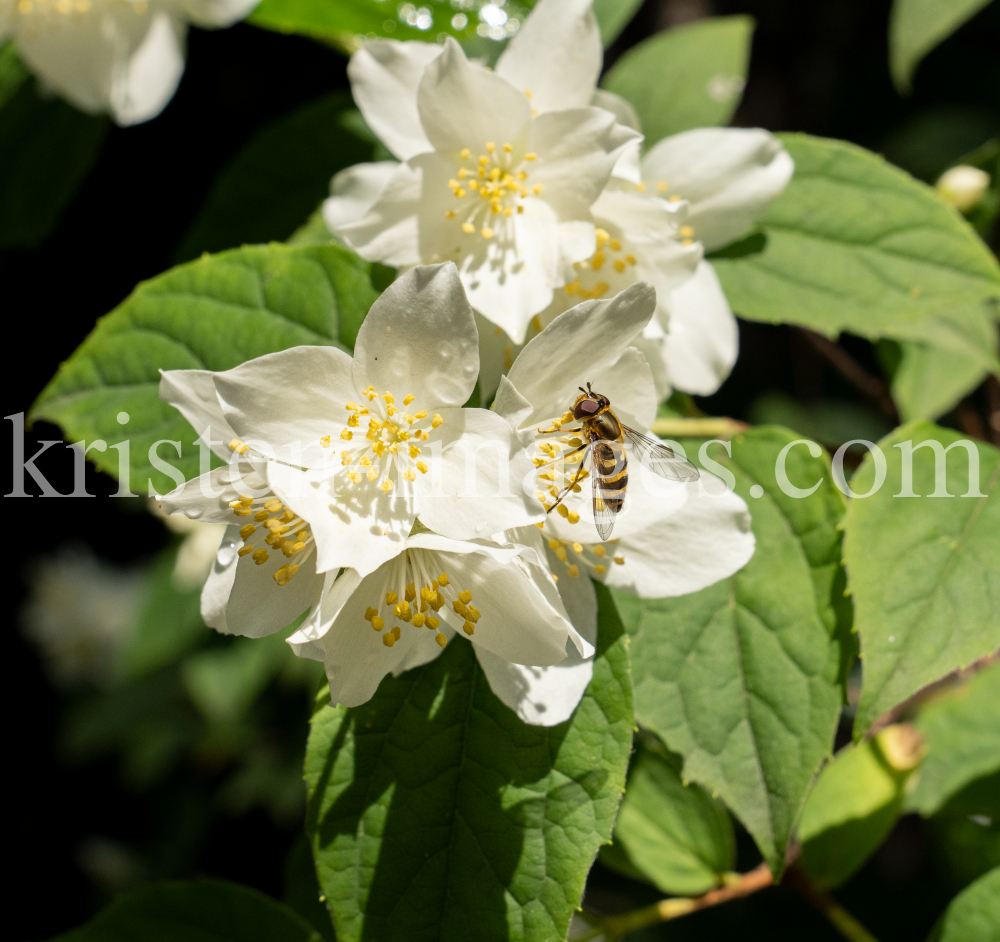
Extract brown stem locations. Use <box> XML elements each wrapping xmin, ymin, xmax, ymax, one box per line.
<box><xmin>581</xmin><ymin>863</ymin><xmax>773</xmax><ymax>939</ymax></box>
<box><xmin>864</xmin><ymin>648</ymin><xmax>1000</xmax><ymax>740</ymax></box>
<box><xmin>784</xmin><ymin>868</ymin><xmax>881</xmax><ymax>942</ymax></box>
<box><xmin>955</xmin><ymin>399</ymin><xmax>987</xmax><ymax>441</ymax></box>
<box><xmin>986</xmin><ymin>374</ymin><xmax>1000</xmax><ymax>448</ymax></box>
<box><xmin>796</xmin><ymin>329</ymin><xmax>899</xmax><ymax>422</ymax></box>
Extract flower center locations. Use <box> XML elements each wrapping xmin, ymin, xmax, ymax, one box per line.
<box><xmin>563</xmin><ymin>228</ymin><xmax>638</xmax><ymax>301</ymax></box>
<box><xmin>543</xmin><ymin>532</ymin><xmax>625</xmax><ymax>580</ymax></box>
<box><xmin>228</xmin><ymin>494</ymin><xmax>314</xmax><ymax>586</ymax></box>
<box><xmin>530</xmin><ymin>410</ymin><xmax>590</xmax><ymax>521</ymax></box>
<box><xmin>635</xmin><ymin>181</ymin><xmax>696</xmax><ymax>245</ymax></box>
<box><xmin>362</xmin><ymin>558</ymin><xmax>480</xmax><ymax>650</ymax></box>
<box><xmin>444</xmin><ymin>143</ymin><xmax>539</xmax><ymax>241</ymax></box>
<box><xmin>320</xmin><ymin>387</ymin><xmax>442</xmax><ymax>493</ymax></box>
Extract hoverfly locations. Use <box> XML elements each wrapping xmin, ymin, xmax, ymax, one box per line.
<box><xmin>547</xmin><ymin>383</ymin><xmax>700</xmax><ymax>541</ymax></box>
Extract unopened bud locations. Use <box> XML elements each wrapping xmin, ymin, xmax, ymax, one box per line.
<box><xmin>937</xmin><ymin>165</ymin><xmax>990</xmax><ymax>213</ymax></box>
<box><xmin>876</xmin><ymin>723</ymin><xmax>925</xmax><ymax>772</ymax></box>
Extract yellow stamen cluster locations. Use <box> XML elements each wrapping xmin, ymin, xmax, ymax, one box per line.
<box><xmin>563</xmin><ymin>228</ymin><xmax>637</xmax><ymax>301</ymax></box>
<box><xmin>363</xmin><ymin>564</ymin><xmax>480</xmax><ymax>651</ymax></box>
<box><xmin>228</xmin><ymin>438</ymin><xmax>250</xmax><ymax>456</ymax></box>
<box><xmin>327</xmin><ymin>391</ymin><xmax>437</xmax><ymax>488</ymax></box>
<box><xmin>446</xmin><ymin>143</ymin><xmax>539</xmax><ymax>240</ymax></box>
<box><xmin>228</xmin><ymin>493</ymin><xmax>313</xmax><ymax>583</ymax></box>
<box><xmin>531</xmin><ymin>413</ymin><xmax>590</xmax><ymax>518</ymax></box>
<box><xmin>546</xmin><ymin>537</ymin><xmax>625</xmax><ymax>580</ymax></box>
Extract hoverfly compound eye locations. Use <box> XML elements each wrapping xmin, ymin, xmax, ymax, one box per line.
<box><xmin>575</xmin><ymin>399</ymin><xmax>600</xmax><ymax>417</ymax></box>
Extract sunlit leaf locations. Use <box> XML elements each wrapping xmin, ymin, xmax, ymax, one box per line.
<box><xmin>928</xmin><ymin>866</ymin><xmax>1000</xmax><ymax>942</ymax></box>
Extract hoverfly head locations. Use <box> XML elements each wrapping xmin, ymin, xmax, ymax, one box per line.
<box><xmin>573</xmin><ymin>383</ymin><xmax>604</xmax><ymax>419</ymax></box>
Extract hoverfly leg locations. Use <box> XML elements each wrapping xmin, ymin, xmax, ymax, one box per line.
<box><xmin>545</xmin><ymin>447</ymin><xmax>589</xmax><ymax>516</ymax></box>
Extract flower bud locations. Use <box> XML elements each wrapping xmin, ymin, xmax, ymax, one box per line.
<box><xmin>936</xmin><ymin>165</ymin><xmax>991</xmax><ymax>213</ymax></box>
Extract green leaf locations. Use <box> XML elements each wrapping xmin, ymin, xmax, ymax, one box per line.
<box><xmin>174</xmin><ymin>93</ymin><xmax>373</xmax><ymax>262</ymax></box>
<box><xmin>601</xmin><ymin>16</ymin><xmax>753</xmax><ymax>148</ymax></box>
<box><xmin>907</xmin><ymin>663</ymin><xmax>1000</xmax><ymax>816</ymax></box>
<box><xmin>928</xmin><ymin>772</ymin><xmax>1000</xmax><ymax>887</ymax></box>
<box><xmin>749</xmin><ymin>391</ymin><xmax>892</xmax><ymax>450</ymax></box>
<box><xmin>711</xmin><ymin>135</ymin><xmax>1000</xmax><ymax>358</ymax></box>
<box><xmin>0</xmin><ymin>76</ymin><xmax>108</xmax><ymax>250</ymax></box>
<box><xmin>892</xmin><ymin>341</ymin><xmax>995</xmax><ymax>423</ymax></box>
<box><xmin>593</xmin><ymin>0</ymin><xmax>644</xmax><ymax>46</ymax></box>
<box><xmin>284</xmin><ymin>835</ymin><xmax>336</xmax><ymax>941</ymax></box>
<box><xmin>601</xmin><ymin>745</ymin><xmax>735</xmax><ymax>896</ymax></box>
<box><xmin>49</xmin><ymin>879</ymin><xmax>322</xmax><ymax>942</ymax></box>
<box><xmin>0</xmin><ymin>42</ymin><xmax>30</xmax><ymax>110</ymax></box>
<box><xmin>614</xmin><ymin>427</ymin><xmax>848</xmax><ymax>873</ymax></box>
<box><xmin>30</xmin><ymin>242</ymin><xmax>378</xmax><ymax>494</ymax></box>
<box><xmin>796</xmin><ymin>732</ymin><xmax>913</xmax><ymax>888</ymax></box>
<box><xmin>889</xmin><ymin>0</ymin><xmax>993</xmax><ymax>94</ymax></box>
<box><xmin>249</xmin><ymin>0</ymin><xmax>536</xmax><ymax>54</ymax></box>
<box><xmin>845</xmin><ymin>422</ymin><xmax>1000</xmax><ymax>738</ymax></box>
<box><xmin>928</xmin><ymin>866</ymin><xmax>1000</xmax><ymax>942</ymax></box>
<box><xmin>305</xmin><ymin>583</ymin><xmax>633</xmax><ymax>942</ymax></box>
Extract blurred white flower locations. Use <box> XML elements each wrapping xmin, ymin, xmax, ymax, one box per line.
<box><xmin>0</xmin><ymin>0</ymin><xmax>261</xmax><ymax>125</ymax></box>
<box><xmin>20</xmin><ymin>546</ymin><xmax>145</xmax><ymax>687</ymax></box>
<box><xmin>937</xmin><ymin>164</ymin><xmax>991</xmax><ymax>213</ymax></box>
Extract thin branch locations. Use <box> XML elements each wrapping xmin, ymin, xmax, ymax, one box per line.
<box><xmin>578</xmin><ymin>863</ymin><xmax>773</xmax><ymax>940</ymax></box>
<box><xmin>864</xmin><ymin>647</ymin><xmax>1000</xmax><ymax>740</ymax></box>
<box><xmin>650</xmin><ymin>417</ymin><xmax>748</xmax><ymax>439</ymax></box>
<box><xmin>796</xmin><ymin>328</ymin><xmax>899</xmax><ymax>422</ymax></box>
<box><xmin>784</xmin><ymin>868</ymin><xmax>881</xmax><ymax>942</ymax></box>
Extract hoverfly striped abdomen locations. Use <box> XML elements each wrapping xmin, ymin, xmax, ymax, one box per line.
<box><xmin>592</xmin><ymin>440</ymin><xmax>627</xmax><ymax>514</ymax></box>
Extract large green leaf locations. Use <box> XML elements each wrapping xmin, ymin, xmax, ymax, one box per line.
<box><xmin>601</xmin><ymin>16</ymin><xmax>753</xmax><ymax>148</ymax></box>
<box><xmin>614</xmin><ymin>427</ymin><xmax>849</xmax><ymax>873</ymax></box>
<box><xmin>50</xmin><ymin>879</ymin><xmax>322</xmax><ymax>942</ymax></box>
<box><xmin>892</xmin><ymin>338</ymin><xmax>996</xmax><ymax>422</ymax></box>
<box><xmin>0</xmin><ymin>42</ymin><xmax>30</xmax><ymax>109</ymax></box>
<box><xmin>174</xmin><ymin>93</ymin><xmax>372</xmax><ymax>262</ymax></box>
<box><xmin>0</xmin><ymin>75</ymin><xmax>108</xmax><ymax>250</ymax></box>
<box><xmin>30</xmin><ymin>243</ymin><xmax>377</xmax><ymax>495</ymax></box>
<box><xmin>249</xmin><ymin>0</ymin><xmax>536</xmax><ymax>54</ymax></box>
<box><xmin>890</xmin><ymin>0</ymin><xmax>994</xmax><ymax>94</ymax></box>
<box><xmin>712</xmin><ymin>135</ymin><xmax>1000</xmax><ymax>359</ymax></box>
<box><xmin>928</xmin><ymin>866</ymin><xmax>1000</xmax><ymax>942</ymax></box>
<box><xmin>593</xmin><ymin>0</ymin><xmax>644</xmax><ymax>46</ymax></box>
<box><xmin>796</xmin><ymin>730</ymin><xmax>915</xmax><ymax>888</ymax></box>
<box><xmin>305</xmin><ymin>583</ymin><xmax>633</xmax><ymax>942</ymax></box>
<box><xmin>928</xmin><ymin>772</ymin><xmax>1000</xmax><ymax>887</ymax></box>
<box><xmin>600</xmin><ymin>744</ymin><xmax>735</xmax><ymax>896</ymax></box>
<box><xmin>845</xmin><ymin>423</ymin><xmax>1000</xmax><ymax>738</ymax></box>
<box><xmin>907</xmin><ymin>663</ymin><xmax>1000</xmax><ymax>816</ymax></box>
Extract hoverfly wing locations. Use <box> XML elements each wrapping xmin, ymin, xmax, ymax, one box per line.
<box><xmin>622</xmin><ymin>426</ymin><xmax>700</xmax><ymax>482</ymax></box>
<box><xmin>590</xmin><ymin>440</ymin><xmax>627</xmax><ymax>542</ymax></box>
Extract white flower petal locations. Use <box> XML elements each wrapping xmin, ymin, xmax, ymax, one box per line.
<box><xmin>590</xmin><ymin>89</ymin><xmax>641</xmax><ymax>132</ymax></box>
<box><xmin>505</xmin><ymin>282</ymin><xmax>657</xmax><ymax>427</ymax></box>
<box><xmin>172</xmin><ymin>0</ymin><xmax>261</xmax><ymax>27</ymax></box>
<box><xmin>202</xmin><ymin>525</ymin><xmax>323</xmax><ymax>638</ymax></box>
<box><xmin>353</xmin><ymin>262</ymin><xmax>479</xmax><ymax>410</ymax></box>
<box><xmin>322</xmin><ymin>160</ymin><xmax>400</xmax><ymax>233</ymax></box>
<box><xmin>475</xmin><ymin>642</ymin><xmax>593</xmax><ymax>726</ymax></box>
<box><xmin>660</xmin><ymin>260</ymin><xmax>739</xmax><ymax>396</ymax></box>
<box><xmin>159</xmin><ymin>368</ymin><xmax>237</xmax><ymax>461</ymax></box>
<box><xmin>158</xmin><ymin>464</ymin><xmax>267</xmax><ymax>523</ymax></box>
<box><xmin>212</xmin><ymin>346</ymin><xmax>357</xmax><ymax>466</ymax></box>
<box><xmin>347</xmin><ymin>40</ymin><xmax>442</xmax><ymax>160</ymax></box>
<box><xmin>417</xmin><ymin>38</ymin><xmax>531</xmax><ymax>155</ymax></box>
<box><xmin>414</xmin><ymin>407</ymin><xmax>543</xmax><ymax>540</ymax></box>
<box><xmin>475</xmin><ymin>313</ymin><xmax>522</xmax><ymax>404</ymax></box>
<box><xmin>604</xmin><ymin>481</ymin><xmax>755</xmax><ymax>596</ymax></box>
<box><xmin>336</xmin><ymin>159</ymin><xmax>424</xmax><ymax>268</ymax></box>
<box><xmin>494</xmin><ymin>0</ymin><xmax>601</xmax><ymax>114</ymax></box>
<box><xmin>641</xmin><ymin>128</ymin><xmax>794</xmax><ymax>251</ymax></box>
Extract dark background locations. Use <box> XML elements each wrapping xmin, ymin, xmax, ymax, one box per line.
<box><xmin>5</xmin><ymin>0</ymin><xmax>999</xmax><ymax>938</ymax></box>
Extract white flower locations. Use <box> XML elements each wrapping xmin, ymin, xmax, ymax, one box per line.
<box><xmin>287</xmin><ymin>530</ymin><xmax>592</xmax><ymax>722</ymax></box>
<box><xmin>487</xmin><ymin>282</ymin><xmax>755</xmax><ymax>721</ymax></box>
<box><xmin>1</xmin><ymin>0</ymin><xmax>260</xmax><ymax>125</ymax></box>
<box><xmin>323</xmin><ymin>5</ymin><xmax>639</xmax><ymax>345</ymax></box>
<box><xmin>157</xmin><ymin>263</ymin><xmax>542</xmax><ymax>637</ymax></box>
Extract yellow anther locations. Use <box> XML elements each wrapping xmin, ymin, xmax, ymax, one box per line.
<box><xmin>572</xmin><ymin>542</ymin><xmax>584</xmax><ymax>554</ymax></box>
<box><xmin>445</xmin><ymin>210</ymin><xmax>456</xmax><ymax>219</ymax></box>
<box><xmin>524</xmin><ymin>89</ymin><xmax>533</xmax><ymax>98</ymax></box>
<box><xmin>438</xmin><ymin>572</ymin><xmax>449</xmax><ymax>587</ymax></box>
<box><xmin>383</xmin><ymin>632</ymin><xmax>395</xmax><ymax>647</ymax></box>
<box><xmin>229</xmin><ymin>438</ymin><xmax>248</xmax><ymax>454</ymax></box>
<box><xmin>625</xmin><ymin>254</ymin><xmax>637</xmax><ymax>266</ymax></box>
<box><xmin>593</xmin><ymin>545</ymin><xmax>606</xmax><ymax>557</ymax></box>
<box><xmin>548</xmin><ymin>539</ymin><xmax>561</xmax><ymax>550</ymax></box>
<box><xmin>591</xmin><ymin>251</ymin><xmax>606</xmax><ymax>270</ymax></box>
<box><xmin>594</xmin><ymin>564</ymin><xmax>607</xmax><ymax>574</ymax></box>
<box><xmin>252</xmin><ymin>549</ymin><xmax>269</xmax><ymax>565</ymax></box>
<box><xmin>386</xmin><ymin>590</ymin><xmax>398</xmax><ymax>605</ymax></box>
<box><xmin>486</xmin><ymin>142</ymin><xmax>495</xmax><ymax>153</ymax></box>
<box><xmin>416</xmin><ymin>461</ymin><xmax>428</xmax><ymax>474</ymax></box>
<box><xmin>411</xmin><ymin>612</ymin><xmax>426</xmax><ymax>628</ymax></box>
<box><xmin>657</xmin><ymin>181</ymin><xmax>668</xmax><ymax>192</ymax></box>
<box><xmin>254</xmin><ymin>510</ymin><xmax>269</xmax><ymax>521</ymax></box>
<box><xmin>609</xmin><ymin>238</ymin><xmax>622</xmax><ymax>251</ymax></box>
<box><xmin>453</xmin><ymin>600</ymin><xmax>469</xmax><ymax>617</ymax></box>
<box><xmin>462</xmin><ymin>222</ymin><xmax>475</xmax><ymax>233</ymax></box>
<box><xmin>566</xmin><ymin>565</ymin><xmax>580</xmax><ymax>578</ymax></box>
<box><xmin>532</xmin><ymin>184</ymin><xmax>543</xmax><ymax>194</ymax></box>
<box><xmin>364</xmin><ymin>607</ymin><xmax>377</xmax><ymax>621</ymax></box>
<box><xmin>402</xmin><ymin>393</ymin><xmax>415</xmax><ymax>406</ymax></box>
<box><xmin>460</xmin><ymin>148</ymin><xmax>470</xmax><ymax>159</ymax></box>
<box><xmin>455</xmin><ymin>188</ymin><xmax>466</xmax><ymax>198</ymax></box>
<box><xmin>518</xmin><ymin>205</ymin><xmax>525</xmax><ymax>213</ymax></box>
<box><xmin>467</xmin><ymin>606</ymin><xmax>480</xmax><ymax>624</ymax></box>
<box><xmin>379</xmin><ymin>478</ymin><xmax>393</xmax><ymax>493</ymax></box>
<box><xmin>364</xmin><ymin>385</ymin><xmax>377</xmax><ymax>400</ymax></box>
<box><xmin>503</xmin><ymin>143</ymin><xmax>512</xmax><ymax>152</ymax></box>
<box><xmin>427</xmin><ymin>615</ymin><xmax>440</xmax><ymax>629</ymax></box>
<box><xmin>557</xmin><ymin>504</ymin><xmax>569</xmax><ymax>518</ymax></box>
<box><xmin>613</xmin><ymin>259</ymin><xmax>626</xmax><ymax>273</ymax></box>
<box><xmin>463</xmin><ymin>621</ymin><xmax>475</xmax><ymax>636</ymax></box>
<box><xmin>347</xmin><ymin>415</ymin><xmax>360</xmax><ymax>428</ymax></box>
<box><xmin>341</xmin><ymin>452</ymin><xmax>352</xmax><ymax>466</ymax></box>
<box><xmin>413</xmin><ymin>410</ymin><xmax>427</xmax><ymax>420</ymax></box>
<box><xmin>273</xmin><ymin>564</ymin><xmax>299</xmax><ymax>586</ymax></box>
<box><xmin>524</xmin><ymin>153</ymin><xmax>537</xmax><ymax>161</ymax></box>
<box><xmin>567</xmin><ymin>511</ymin><xmax>580</xmax><ymax>524</ymax></box>
<box><xmin>435</xmin><ymin>632</ymin><xmax>448</xmax><ymax>647</ymax></box>
<box><xmin>458</xmin><ymin>589</ymin><xmax>472</xmax><ymax>604</ymax></box>
<box><xmin>679</xmin><ymin>225</ymin><xmax>694</xmax><ymax>238</ymax></box>
<box><xmin>239</xmin><ymin>524</ymin><xmax>256</xmax><ymax>539</ymax></box>
<box><xmin>555</xmin><ymin>545</ymin><xmax>568</xmax><ymax>562</ymax></box>
<box><xmin>339</xmin><ymin>429</ymin><xmax>352</xmax><ymax>441</ymax></box>
<box><xmin>669</xmin><ymin>195</ymin><xmax>682</xmax><ymax>203</ymax></box>
<box><xmin>561</xmin><ymin>412</ymin><xmax>575</xmax><ymax>424</ymax></box>
<box><xmin>372</xmin><ymin>615</ymin><xmax>385</xmax><ymax>631</ymax></box>
<box><xmin>407</xmin><ymin>444</ymin><xmax>421</xmax><ymax>459</ymax></box>
<box><xmin>432</xmin><ymin>414</ymin><xmax>444</xmax><ymax>428</ymax></box>
<box><xmin>403</xmin><ymin>467</ymin><xmax>416</xmax><ymax>482</ymax></box>
<box><xmin>238</xmin><ymin>545</ymin><xmax>254</xmax><ymax>557</ymax></box>
<box><xmin>469</xmin><ymin>180</ymin><xmax>480</xmax><ymax>190</ymax></box>
<box><xmin>405</xmin><ymin>582</ymin><xmax>416</xmax><ymax>602</ymax></box>
<box><xmin>614</xmin><ymin>556</ymin><xmax>625</xmax><ymax>565</ymax></box>
<box><xmin>595</xmin><ymin>228</ymin><xmax>609</xmax><ymax>248</ymax></box>
<box><xmin>394</xmin><ymin>600</ymin><xmax>411</xmax><ymax>620</ymax></box>
<box><xmin>481</xmin><ymin>227</ymin><xmax>494</xmax><ymax>239</ymax></box>
<box><xmin>392</xmin><ymin>625</ymin><xmax>401</xmax><ymax>640</ymax></box>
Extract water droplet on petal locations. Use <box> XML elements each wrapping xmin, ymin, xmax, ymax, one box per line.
<box><xmin>216</xmin><ymin>542</ymin><xmax>238</xmax><ymax>566</ymax></box>
<box><xmin>184</xmin><ymin>508</ymin><xmax>204</xmax><ymax>519</ymax></box>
